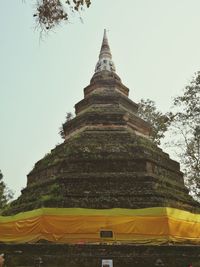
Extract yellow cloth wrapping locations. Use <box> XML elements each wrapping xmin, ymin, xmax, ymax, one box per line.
<box><xmin>0</xmin><ymin>207</ymin><xmax>200</xmax><ymax>244</ymax></box>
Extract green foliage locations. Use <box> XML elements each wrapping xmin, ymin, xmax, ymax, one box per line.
<box><xmin>49</xmin><ymin>183</ymin><xmax>61</xmax><ymax>194</ymax></box>
<box><xmin>34</xmin><ymin>0</ymin><xmax>92</xmax><ymax>31</ymax></box>
<box><xmin>169</xmin><ymin>72</ymin><xmax>200</xmax><ymax>199</ymax></box>
<box><xmin>59</xmin><ymin>112</ymin><xmax>74</xmax><ymax>139</ymax></box>
<box><xmin>138</xmin><ymin>98</ymin><xmax>171</xmax><ymax>146</ymax></box>
<box><xmin>0</xmin><ymin>170</ymin><xmax>13</xmax><ymax>213</ymax></box>
<box><xmin>41</xmin><ymin>194</ymin><xmax>52</xmax><ymax>202</ymax></box>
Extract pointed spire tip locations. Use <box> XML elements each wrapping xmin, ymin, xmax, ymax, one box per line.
<box><xmin>94</xmin><ymin>29</ymin><xmax>116</xmax><ymax>73</ymax></box>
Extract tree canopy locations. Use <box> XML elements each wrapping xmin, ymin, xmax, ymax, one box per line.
<box><xmin>0</xmin><ymin>170</ymin><xmax>13</xmax><ymax>213</ymax></box>
<box><xmin>34</xmin><ymin>0</ymin><xmax>92</xmax><ymax>31</ymax></box>
<box><xmin>137</xmin><ymin>73</ymin><xmax>200</xmax><ymax>200</ymax></box>
<box><xmin>59</xmin><ymin>112</ymin><xmax>74</xmax><ymax>139</ymax></box>
<box><xmin>138</xmin><ymin>98</ymin><xmax>171</xmax><ymax>146</ymax></box>
<box><xmin>169</xmin><ymin>72</ymin><xmax>200</xmax><ymax>199</ymax></box>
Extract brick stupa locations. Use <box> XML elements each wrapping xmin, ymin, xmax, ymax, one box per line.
<box><xmin>8</xmin><ymin>30</ymin><xmax>198</xmax><ymax>215</ymax></box>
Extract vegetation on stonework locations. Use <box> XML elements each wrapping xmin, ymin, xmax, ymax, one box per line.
<box><xmin>25</xmin><ymin>177</ymin><xmax>59</xmax><ymax>193</ymax></box>
<box><xmin>33</xmin><ymin>0</ymin><xmax>92</xmax><ymax>32</ymax></box>
<box><xmin>0</xmin><ymin>170</ymin><xmax>13</xmax><ymax>214</ymax></box>
<box><xmin>135</xmin><ymin>134</ymin><xmax>163</xmax><ymax>153</ymax></box>
<box><xmin>59</xmin><ymin>112</ymin><xmax>74</xmax><ymax>139</ymax></box>
<box><xmin>5</xmin><ymin>181</ymin><xmax>64</xmax><ymax>214</ymax></box>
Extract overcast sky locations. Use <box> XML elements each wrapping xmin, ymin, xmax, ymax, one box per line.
<box><xmin>1</xmin><ymin>0</ymin><xmax>200</xmax><ymax>198</ymax></box>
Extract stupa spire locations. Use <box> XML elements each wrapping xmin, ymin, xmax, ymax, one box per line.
<box><xmin>95</xmin><ymin>29</ymin><xmax>116</xmax><ymax>73</ymax></box>
<box><xmin>99</xmin><ymin>29</ymin><xmax>112</xmax><ymax>60</ymax></box>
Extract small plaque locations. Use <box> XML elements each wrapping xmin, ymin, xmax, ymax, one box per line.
<box><xmin>102</xmin><ymin>259</ymin><xmax>113</xmax><ymax>267</ymax></box>
<box><xmin>100</xmin><ymin>230</ymin><xmax>113</xmax><ymax>238</ymax></box>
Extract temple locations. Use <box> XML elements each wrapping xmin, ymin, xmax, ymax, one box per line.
<box><xmin>8</xmin><ymin>29</ymin><xmax>198</xmax><ymax>214</ymax></box>
<box><xmin>2</xmin><ymin>30</ymin><xmax>200</xmax><ymax>267</ymax></box>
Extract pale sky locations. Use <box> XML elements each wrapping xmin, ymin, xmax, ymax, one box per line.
<box><xmin>1</xmin><ymin>0</ymin><xmax>200</xmax><ymax>198</ymax></box>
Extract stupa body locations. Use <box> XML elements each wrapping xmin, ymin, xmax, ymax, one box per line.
<box><xmin>8</xmin><ymin>30</ymin><xmax>198</xmax><ymax>215</ymax></box>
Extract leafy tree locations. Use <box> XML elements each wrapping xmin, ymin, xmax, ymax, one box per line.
<box><xmin>0</xmin><ymin>170</ymin><xmax>13</xmax><ymax>213</ymax></box>
<box><xmin>59</xmin><ymin>112</ymin><xmax>74</xmax><ymax>139</ymax></box>
<box><xmin>34</xmin><ymin>0</ymin><xmax>92</xmax><ymax>31</ymax></box>
<box><xmin>138</xmin><ymin>98</ymin><xmax>171</xmax><ymax>146</ymax></box>
<box><xmin>169</xmin><ymin>72</ymin><xmax>200</xmax><ymax>198</ymax></box>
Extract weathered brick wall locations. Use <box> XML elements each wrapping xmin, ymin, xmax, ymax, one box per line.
<box><xmin>1</xmin><ymin>243</ymin><xmax>200</xmax><ymax>267</ymax></box>
<box><xmin>6</xmin><ymin>130</ymin><xmax>199</xmax><ymax>215</ymax></box>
